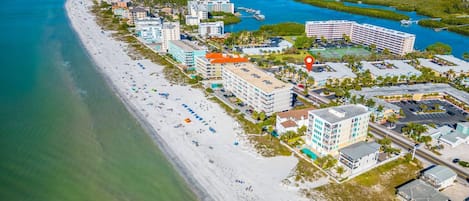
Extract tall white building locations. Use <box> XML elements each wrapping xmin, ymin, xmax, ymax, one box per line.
<box><xmin>222</xmin><ymin>63</ymin><xmax>293</xmax><ymax>115</ymax></box>
<box><xmin>307</xmin><ymin>104</ymin><xmax>370</xmax><ymax>156</ymax></box>
<box><xmin>161</xmin><ymin>21</ymin><xmax>181</xmax><ymax>52</ymax></box>
<box><xmin>135</xmin><ymin>17</ymin><xmax>162</xmax><ymax>44</ymax></box>
<box><xmin>305</xmin><ymin>20</ymin><xmax>416</xmax><ymax>55</ymax></box>
<box><xmin>198</xmin><ymin>21</ymin><xmax>224</xmax><ymax>38</ymax></box>
<box><xmin>305</xmin><ymin>20</ymin><xmax>353</xmax><ymax>40</ymax></box>
<box><xmin>352</xmin><ymin>23</ymin><xmax>415</xmax><ymax>56</ymax></box>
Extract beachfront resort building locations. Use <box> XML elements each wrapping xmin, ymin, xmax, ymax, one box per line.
<box><xmin>305</xmin><ymin>20</ymin><xmax>416</xmax><ymax>55</ymax></box>
<box><xmin>194</xmin><ymin>53</ymin><xmax>248</xmax><ymax>79</ymax></box>
<box><xmin>128</xmin><ymin>7</ymin><xmax>148</xmax><ymax>25</ymax></box>
<box><xmin>420</xmin><ymin>165</ymin><xmax>457</xmax><ymax>190</ymax></box>
<box><xmin>168</xmin><ymin>40</ymin><xmax>206</xmax><ymax>68</ymax></box>
<box><xmin>198</xmin><ymin>21</ymin><xmax>224</xmax><ymax>38</ymax></box>
<box><xmin>418</xmin><ymin>55</ymin><xmax>469</xmax><ymax>77</ymax></box>
<box><xmin>222</xmin><ymin>63</ymin><xmax>293</xmax><ymax>115</ymax></box>
<box><xmin>307</xmin><ymin>104</ymin><xmax>371</xmax><ymax>156</ymax></box>
<box><xmin>161</xmin><ymin>22</ymin><xmax>181</xmax><ymax>52</ymax></box>
<box><xmin>135</xmin><ymin>18</ymin><xmax>162</xmax><ymax>45</ymax></box>
<box><xmin>338</xmin><ymin>141</ymin><xmax>380</xmax><ymax>175</ymax></box>
<box><xmin>276</xmin><ymin>108</ymin><xmax>311</xmax><ymax>134</ymax></box>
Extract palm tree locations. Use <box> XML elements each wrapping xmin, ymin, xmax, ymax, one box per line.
<box><xmin>387</xmin><ymin>114</ymin><xmax>398</xmax><ymax>127</ymax></box>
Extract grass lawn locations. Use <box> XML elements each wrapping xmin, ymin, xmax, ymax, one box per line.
<box><xmin>311</xmin><ymin>157</ymin><xmax>422</xmax><ymax>201</ymax></box>
<box><xmin>310</xmin><ymin>47</ymin><xmax>371</xmax><ymax>59</ymax></box>
<box><xmin>252</xmin><ymin>50</ymin><xmax>311</xmax><ymax>64</ymax></box>
<box><xmin>282</xmin><ymin>35</ymin><xmax>300</xmax><ymax>44</ymax></box>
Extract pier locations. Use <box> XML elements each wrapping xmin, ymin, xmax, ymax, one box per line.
<box><xmin>237</xmin><ymin>7</ymin><xmax>265</xmax><ymax>21</ymax></box>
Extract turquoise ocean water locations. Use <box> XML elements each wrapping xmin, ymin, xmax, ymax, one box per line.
<box><xmin>0</xmin><ymin>0</ymin><xmax>196</xmax><ymax>200</ymax></box>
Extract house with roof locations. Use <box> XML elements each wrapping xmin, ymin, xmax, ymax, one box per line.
<box><xmin>275</xmin><ymin>108</ymin><xmax>312</xmax><ymax>134</ymax></box>
<box><xmin>396</xmin><ymin>179</ymin><xmax>450</xmax><ymax>201</ymax></box>
<box><xmin>420</xmin><ymin>165</ymin><xmax>457</xmax><ymax>190</ymax></box>
<box><xmin>338</xmin><ymin>141</ymin><xmax>380</xmax><ymax>175</ymax></box>
<box><xmin>439</xmin><ymin>130</ymin><xmax>469</xmax><ymax>148</ymax></box>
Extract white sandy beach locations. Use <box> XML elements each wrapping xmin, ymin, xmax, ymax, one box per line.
<box><xmin>65</xmin><ymin>0</ymin><xmax>315</xmax><ymax>200</ymax></box>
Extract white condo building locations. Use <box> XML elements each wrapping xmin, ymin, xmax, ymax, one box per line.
<box><xmin>198</xmin><ymin>21</ymin><xmax>224</xmax><ymax>38</ymax></box>
<box><xmin>222</xmin><ymin>63</ymin><xmax>293</xmax><ymax>115</ymax></box>
<box><xmin>305</xmin><ymin>20</ymin><xmax>353</xmax><ymax>41</ymax></box>
<box><xmin>305</xmin><ymin>20</ymin><xmax>416</xmax><ymax>55</ymax></box>
<box><xmin>161</xmin><ymin>21</ymin><xmax>181</xmax><ymax>52</ymax></box>
<box><xmin>134</xmin><ymin>17</ymin><xmax>162</xmax><ymax>44</ymax></box>
<box><xmin>307</xmin><ymin>104</ymin><xmax>371</xmax><ymax>156</ymax></box>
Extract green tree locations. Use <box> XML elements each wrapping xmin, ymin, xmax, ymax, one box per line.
<box><xmin>336</xmin><ymin>166</ymin><xmax>345</xmax><ymax>177</ymax></box>
<box><xmin>463</xmin><ymin>52</ymin><xmax>469</xmax><ymax>61</ymax></box>
<box><xmin>297</xmin><ymin>125</ymin><xmax>307</xmax><ymax>136</ymax></box>
<box><xmin>387</xmin><ymin>114</ymin><xmax>398</xmax><ymax>127</ymax></box>
<box><xmin>252</xmin><ymin>111</ymin><xmax>259</xmax><ymax>120</ymax></box>
<box><xmin>259</xmin><ymin>112</ymin><xmax>266</xmax><ymax>121</ymax></box>
<box><xmin>426</xmin><ymin>42</ymin><xmax>452</xmax><ymax>55</ymax></box>
<box><xmin>366</xmin><ymin>99</ymin><xmax>376</xmax><ymax>108</ymax></box>
<box><xmin>294</xmin><ymin>35</ymin><xmax>313</xmax><ymax>49</ymax></box>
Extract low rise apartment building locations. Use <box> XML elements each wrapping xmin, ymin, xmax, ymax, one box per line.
<box><xmin>128</xmin><ymin>7</ymin><xmax>148</xmax><ymax>25</ymax></box>
<box><xmin>307</xmin><ymin>104</ymin><xmax>371</xmax><ymax>156</ymax></box>
<box><xmin>339</xmin><ymin>141</ymin><xmax>380</xmax><ymax>175</ymax></box>
<box><xmin>222</xmin><ymin>63</ymin><xmax>293</xmax><ymax>115</ymax></box>
<box><xmin>168</xmin><ymin>40</ymin><xmax>206</xmax><ymax>68</ymax></box>
<box><xmin>195</xmin><ymin>53</ymin><xmax>248</xmax><ymax>79</ymax></box>
<box><xmin>276</xmin><ymin>108</ymin><xmax>311</xmax><ymax>134</ymax></box>
<box><xmin>420</xmin><ymin>165</ymin><xmax>457</xmax><ymax>190</ymax></box>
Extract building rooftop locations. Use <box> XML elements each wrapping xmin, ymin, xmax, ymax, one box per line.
<box><xmin>360</xmin><ymin>60</ymin><xmax>421</xmax><ymax>78</ymax></box>
<box><xmin>309</xmin><ymin>104</ymin><xmax>370</xmax><ymax>124</ymax></box>
<box><xmin>280</xmin><ymin>120</ymin><xmax>298</xmax><ymax>128</ymax></box>
<box><xmin>418</xmin><ymin>55</ymin><xmax>469</xmax><ymax>74</ymax></box>
<box><xmin>288</xmin><ymin>62</ymin><xmax>357</xmax><ymax>84</ymax></box>
<box><xmin>423</xmin><ymin>125</ymin><xmax>453</xmax><ymax>138</ymax></box>
<box><xmin>305</xmin><ymin>20</ymin><xmax>353</xmax><ymax>25</ymax></box>
<box><xmin>203</xmin><ymin>53</ymin><xmax>248</xmax><ymax>64</ymax></box>
<box><xmin>169</xmin><ymin>40</ymin><xmax>205</xmax><ymax>51</ymax></box>
<box><xmin>130</xmin><ymin>7</ymin><xmax>147</xmax><ymax>13</ymax></box>
<box><xmin>277</xmin><ymin>108</ymin><xmax>312</xmax><ymax>121</ymax></box>
<box><xmin>223</xmin><ymin>63</ymin><xmax>292</xmax><ymax>93</ymax></box>
<box><xmin>199</xmin><ymin>21</ymin><xmax>224</xmax><ymax>26</ymax></box>
<box><xmin>397</xmin><ymin>179</ymin><xmax>450</xmax><ymax>201</ymax></box>
<box><xmin>440</xmin><ymin>130</ymin><xmax>469</xmax><ymax>144</ymax></box>
<box><xmin>423</xmin><ymin>165</ymin><xmax>457</xmax><ymax>183</ymax></box>
<box><xmin>340</xmin><ymin>141</ymin><xmax>380</xmax><ymax>160</ymax></box>
<box><xmin>350</xmin><ymin>83</ymin><xmax>469</xmax><ymax>112</ymax></box>
<box><xmin>357</xmin><ymin>23</ymin><xmax>415</xmax><ymax>38</ymax></box>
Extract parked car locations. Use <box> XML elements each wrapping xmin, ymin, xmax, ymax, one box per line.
<box><xmin>447</xmin><ymin>111</ymin><xmax>455</xmax><ymax>116</ymax></box>
<box><xmin>453</xmin><ymin>158</ymin><xmax>460</xmax><ymax>163</ymax></box>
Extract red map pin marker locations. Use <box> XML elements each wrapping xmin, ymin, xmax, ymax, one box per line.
<box><xmin>304</xmin><ymin>55</ymin><xmax>315</xmax><ymax>72</ymax></box>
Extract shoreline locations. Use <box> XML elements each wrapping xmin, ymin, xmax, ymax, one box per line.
<box><xmin>64</xmin><ymin>1</ymin><xmax>211</xmax><ymax>200</ymax></box>
<box><xmin>64</xmin><ymin>0</ymin><xmax>305</xmax><ymax>200</ymax></box>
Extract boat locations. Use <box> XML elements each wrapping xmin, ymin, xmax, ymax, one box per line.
<box><xmin>400</xmin><ymin>19</ymin><xmax>411</xmax><ymax>25</ymax></box>
<box><xmin>254</xmin><ymin>14</ymin><xmax>265</xmax><ymax>21</ymax></box>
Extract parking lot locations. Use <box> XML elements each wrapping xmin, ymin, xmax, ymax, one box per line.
<box><xmin>391</xmin><ymin>99</ymin><xmax>468</xmax><ymax>132</ymax></box>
